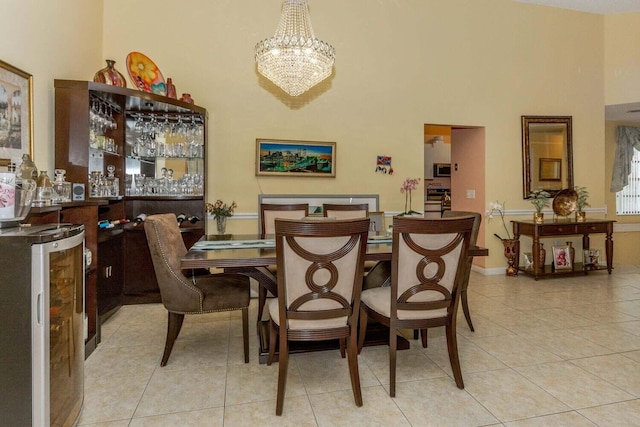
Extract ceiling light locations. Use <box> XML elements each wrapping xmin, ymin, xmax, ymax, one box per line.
<box><xmin>255</xmin><ymin>0</ymin><xmax>335</xmax><ymax>97</ymax></box>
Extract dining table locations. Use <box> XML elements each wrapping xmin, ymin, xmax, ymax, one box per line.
<box><xmin>181</xmin><ymin>233</ymin><xmax>488</xmax><ymax>363</ymax></box>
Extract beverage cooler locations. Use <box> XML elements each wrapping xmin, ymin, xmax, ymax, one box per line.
<box><xmin>0</xmin><ymin>223</ymin><xmax>85</xmax><ymax>426</ymax></box>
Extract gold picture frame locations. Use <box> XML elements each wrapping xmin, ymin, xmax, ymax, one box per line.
<box><xmin>0</xmin><ymin>59</ymin><xmax>33</xmax><ymax>168</ymax></box>
<box><xmin>539</xmin><ymin>158</ymin><xmax>561</xmax><ymax>181</ymax></box>
<box><xmin>256</xmin><ymin>139</ymin><xmax>336</xmax><ymax>177</ymax></box>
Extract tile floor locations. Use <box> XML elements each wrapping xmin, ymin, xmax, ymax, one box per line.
<box><xmin>78</xmin><ymin>266</ymin><xmax>640</xmax><ymax>426</ymax></box>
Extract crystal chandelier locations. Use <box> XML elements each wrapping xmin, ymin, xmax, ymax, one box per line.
<box><xmin>255</xmin><ymin>0</ymin><xmax>335</xmax><ymax>97</ymax></box>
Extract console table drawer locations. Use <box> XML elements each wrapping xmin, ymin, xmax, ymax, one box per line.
<box><xmin>576</xmin><ymin>223</ymin><xmax>609</xmax><ymax>234</ymax></box>
<box><xmin>542</xmin><ymin>224</ymin><xmax>577</xmax><ymax>235</ymax></box>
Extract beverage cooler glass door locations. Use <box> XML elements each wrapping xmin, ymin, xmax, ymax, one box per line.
<box><xmin>31</xmin><ymin>231</ymin><xmax>85</xmax><ymax>427</ymax></box>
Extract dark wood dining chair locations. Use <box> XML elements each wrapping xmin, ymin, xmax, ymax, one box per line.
<box><xmin>322</xmin><ymin>203</ymin><xmax>370</xmax><ymax>356</ymax></box>
<box><xmin>358</xmin><ymin>215</ymin><xmax>474</xmax><ymax>396</ymax></box>
<box><xmin>259</xmin><ymin>203</ymin><xmax>309</xmax><ymax>238</ymax></box>
<box><xmin>145</xmin><ymin>214</ymin><xmax>251</xmax><ymax>365</ymax></box>
<box><xmin>254</xmin><ymin>203</ymin><xmax>310</xmax><ymax>323</ymax></box>
<box><xmin>442</xmin><ymin>210</ymin><xmax>482</xmax><ymax>331</ymax></box>
<box><xmin>322</xmin><ymin>203</ymin><xmax>369</xmax><ymax>219</ymax></box>
<box><xmin>267</xmin><ymin>218</ymin><xmax>370</xmax><ymax>415</ymax></box>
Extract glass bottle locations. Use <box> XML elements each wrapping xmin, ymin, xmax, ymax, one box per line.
<box><xmin>105</xmin><ymin>164</ymin><xmax>119</xmax><ymax>197</ymax></box>
<box><xmin>18</xmin><ymin>153</ymin><xmax>38</xmax><ymax>181</ymax></box>
<box><xmin>52</xmin><ymin>169</ymin><xmax>71</xmax><ymax>203</ymax></box>
<box><xmin>166</xmin><ymin>78</ymin><xmax>177</xmax><ymax>99</ymax></box>
<box><xmin>36</xmin><ymin>170</ymin><xmax>53</xmax><ymax>204</ymax></box>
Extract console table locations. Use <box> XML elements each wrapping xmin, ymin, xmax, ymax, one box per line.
<box><xmin>512</xmin><ymin>219</ymin><xmax>615</xmax><ymax>280</ymax></box>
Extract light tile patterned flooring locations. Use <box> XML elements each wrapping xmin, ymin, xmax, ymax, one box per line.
<box><xmin>78</xmin><ymin>266</ymin><xmax>640</xmax><ymax>426</ymax></box>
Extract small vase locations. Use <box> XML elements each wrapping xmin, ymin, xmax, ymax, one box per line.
<box><xmin>216</xmin><ymin>215</ymin><xmax>227</xmax><ymax>235</ymax></box>
<box><xmin>180</xmin><ymin>93</ymin><xmax>194</xmax><ymax>104</ymax></box>
<box><xmin>566</xmin><ymin>241</ymin><xmax>575</xmax><ymax>268</ymax></box>
<box><xmin>576</xmin><ymin>211</ymin><xmax>586</xmax><ymax>222</ymax></box>
<box><xmin>533</xmin><ymin>212</ymin><xmax>544</xmax><ymax>224</ymax></box>
<box><xmin>93</xmin><ymin>60</ymin><xmax>127</xmax><ymax>87</ymax></box>
<box><xmin>166</xmin><ymin>78</ymin><xmax>177</xmax><ymax>99</ymax></box>
<box><xmin>502</xmin><ymin>239</ymin><xmax>520</xmax><ymax>276</ymax></box>
<box><xmin>539</xmin><ymin>243</ymin><xmax>546</xmax><ymax>272</ymax></box>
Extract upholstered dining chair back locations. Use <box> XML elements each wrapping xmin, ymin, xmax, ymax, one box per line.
<box><xmin>144</xmin><ymin>213</ymin><xmax>198</xmax><ymax>313</ymax></box>
<box><xmin>392</xmin><ymin>217</ymin><xmax>472</xmax><ymax>315</ymax></box>
<box><xmin>267</xmin><ymin>217</ymin><xmax>370</xmax><ymax>415</ymax></box>
<box><xmin>145</xmin><ymin>213</ymin><xmax>251</xmax><ymax>365</ymax></box>
<box><xmin>259</xmin><ymin>203</ymin><xmax>309</xmax><ymax>238</ymax></box>
<box><xmin>442</xmin><ymin>210</ymin><xmax>482</xmax><ymax>331</ymax></box>
<box><xmin>255</xmin><ymin>203</ymin><xmax>309</xmax><ymax>321</ymax></box>
<box><xmin>322</xmin><ymin>203</ymin><xmax>369</xmax><ymax>219</ymax></box>
<box><xmin>358</xmin><ymin>215</ymin><xmax>474</xmax><ymax>396</ymax></box>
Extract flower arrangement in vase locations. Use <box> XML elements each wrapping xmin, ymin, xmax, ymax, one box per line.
<box><xmin>487</xmin><ymin>201</ymin><xmax>512</xmax><ymax>241</ymax></box>
<box><xmin>206</xmin><ymin>199</ymin><xmax>237</xmax><ymax>234</ymax></box>
<box><xmin>528</xmin><ymin>189</ymin><xmax>551</xmax><ymax>224</ymax></box>
<box><xmin>574</xmin><ymin>186</ymin><xmax>590</xmax><ymax>222</ymax></box>
<box><xmin>398</xmin><ymin>177</ymin><xmax>421</xmax><ymax>216</ymax></box>
<box><xmin>488</xmin><ymin>201</ymin><xmax>519</xmax><ymax>276</ymax></box>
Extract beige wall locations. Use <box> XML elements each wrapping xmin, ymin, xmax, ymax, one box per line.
<box><xmin>0</xmin><ymin>0</ymin><xmax>103</xmax><ymax>169</ymax></box>
<box><xmin>604</xmin><ymin>14</ymin><xmax>640</xmax><ymax>105</ymax></box>
<box><xmin>4</xmin><ymin>0</ymin><xmax>631</xmax><ymax>270</ymax></box>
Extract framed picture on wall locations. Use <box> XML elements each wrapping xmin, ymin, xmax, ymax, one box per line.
<box><xmin>539</xmin><ymin>158</ymin><xmax>561</xmax><ymax>181</ymax></box>
<box><xmin>256</xmin><ymin>139</ymin><xmax>336</xmax><ymax>177</ymax></box>
<box><xmin>0</xmin><ymin>59</ymin><xmax>33</xmax><ymax>167</ymax></box>
<box><xmin>552</xmin><ymin>245</ymin><xmax>572</xmax><ymax>270</ymax></box>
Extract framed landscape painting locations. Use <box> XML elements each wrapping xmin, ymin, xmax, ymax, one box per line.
<box><xmin>256</xmin><ymin>139</ymin><xmax>336</xmax><ymax>177</ymax></box>
<box><xmin>0</xmin><ymin>60</ymin><xmax>33</xmax><ymax>168</ymax></box>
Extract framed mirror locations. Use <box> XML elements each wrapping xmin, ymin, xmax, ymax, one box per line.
<box><xmin>521</xmin><ymin>116</ymin><xmax>573</xmax><ymax>198</ymax></box>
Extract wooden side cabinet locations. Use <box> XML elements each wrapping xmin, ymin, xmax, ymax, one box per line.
<box><xmin>512</xmin><ymin>219</ymin><xmax>615</xmax><ymax>280</ymax></box>
<box><xmin>54</xmin><ymin>80</ymin><xmax>208</xmax><ymax>324</ymax></box>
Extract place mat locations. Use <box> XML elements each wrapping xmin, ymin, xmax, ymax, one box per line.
<box><xmin>192</xmin><ymin>239</ymin><xmax>275</xmax><ymax>250</ymax></box>
<box><xmin>191</xmin><ymin>236</ymin><xmax>391</xmax><ymax>250</ymax></box>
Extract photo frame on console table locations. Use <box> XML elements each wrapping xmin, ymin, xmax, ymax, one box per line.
<box><xmin>0</xmin><ymin>60</ymin><xmax>33</xmax><ymax>169</ymax></box>
<box><xmin>552</xmin><ymin>245</ymin><xmax>572</xmax><ymax>270</ymax></box>
<box><xmin>256</xmin><ymin>139</ymin><xmax>336</xmax><ymax>177</ymax></box>
<box><xmin>258</xmin><ymin>194</ymin><xmax>378</xmax><ymax>216</ymax></box>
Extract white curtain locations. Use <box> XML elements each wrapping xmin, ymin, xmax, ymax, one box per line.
<box><xmin>610</xmin><ymin>126</ymin><xmax>640</xmax><ymax>192</ymax></box>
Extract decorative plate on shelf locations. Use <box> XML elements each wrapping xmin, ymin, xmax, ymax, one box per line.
<box><xmin>552</xmin><ymin>188</ymin><xmax>578</xmax><ymax>216</ymax></box>
<box><xmin>125</xmin><ymin>52</ymin><xmax>167</xmax><ymax>96</ymax></box>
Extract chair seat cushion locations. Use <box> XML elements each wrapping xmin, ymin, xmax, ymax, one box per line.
<box><xmin>267</xmin><ymin>298</ymin><xmax>348</xmax><ymax>330</ymax></box>
<box><xmin>361</xmin><ymin>287</ymin><xmax>447</xmax><ymax>320</ymax></box>
<box><xmin>196</xmin><ymin>274</ymin><xmax>250</xmax><ymax>312</ymax></box>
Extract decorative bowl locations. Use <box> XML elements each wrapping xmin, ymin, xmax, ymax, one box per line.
<box><xmin>552</xmin><ymin>188</ymin><xmax>578</xmax><ymax>217</ymax></box>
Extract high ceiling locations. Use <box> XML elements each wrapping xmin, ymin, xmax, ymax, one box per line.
<box><xmin>514</xmin><ymin>1</ymin><xmax>640</xmax><ymax>121</ymax></box>
<box><xmin>514</xmin><ymin>0</ymin><xmax>640</xmax><ymax>15</ymax></box>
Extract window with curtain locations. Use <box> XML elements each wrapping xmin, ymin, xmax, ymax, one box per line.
<box><xmin>612</xmin><ymin>126</ymin><xmax>640</xmax><ymax>215</ymax></box>
<box><xmin>616</xmin><ymin>147</ymin><xmax>640</xmax><ymax>215</ymax></box>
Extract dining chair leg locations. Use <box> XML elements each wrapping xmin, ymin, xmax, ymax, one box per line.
<box><xmin>347</xmin><ymin>333</ymin><xmax>363</xmax><ymax>407</ymax></box>
<box><xmin>275</xmin><ymin>331</ymin><xmax>289</xmax><ymax>415</ymax></box>
<box><xmin>258</xmin><ymin>286</ymin><xmax>267</xmax><ymax>322</ymax></box>
<box><xmin>420</xmin><ymin>328</ymin><xmax>428</xmax><ymax>348</ymax></box>
<box><xmin>445</xmin><ymin>323</ymin><xmax>464</xmax><ymax>389</ymax></box>
<box><xmin>267</xmin><ymin>320</ymin><xmax>277</xmax><ymax>365</ymax></box>
<box><xmin>242</xmin><ymin>307</ymin><xmax>249</xmax><ymax>363</ymax></box>
<box><xmin>339</xmin><ymin>338</ymin><xmax>346</xmax><ymax>358</ymax></box>
<box><xmin>161</xmin><ymin>312</ymin><xmax>184</xmax><ymax>367</ymax></box>
<box><xmin>461</xmin><ymin>289</ymin><xmax>475</xmax><ymax>331</ymax></box>
<box><xmin>389</xmin><ymin>323</ymin><xmax>397</xmax><ymax>398</ymax></box>
<box><xmin>357</xmin><ymin>308</ymin><xmax>368</xmax><ymax>353</ymax></box>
